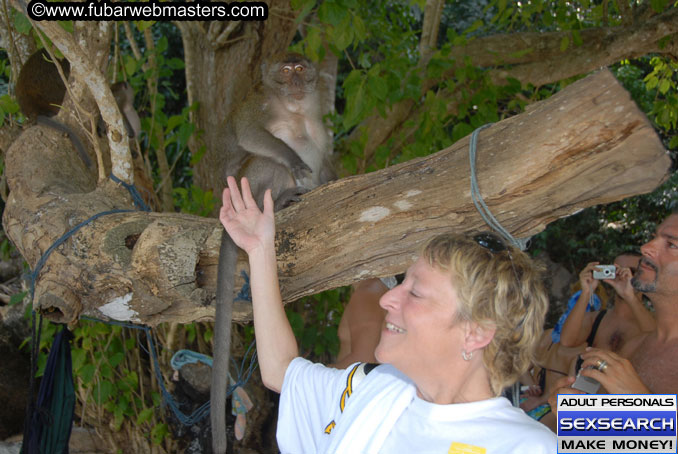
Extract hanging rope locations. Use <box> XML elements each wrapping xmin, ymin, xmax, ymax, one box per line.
<box><xmin>21</xmin><ymin>174</ymin><xmax>151</xmax><ymax>451</ymax></box>
<box><xmin>469</xmin><ymin>124</ymin><xmax>531</xmax><ymax>251</ymax></box>
<box><xmin>24</xmin><ymin>173</ymin><xmax>258</xmax><ymax>427</ymax></box>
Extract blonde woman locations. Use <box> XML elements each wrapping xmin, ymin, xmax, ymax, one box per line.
<box><xmin>219</xmin><ymin>176</ymin><xmax>556</xmax><ymax>453</ymax></box>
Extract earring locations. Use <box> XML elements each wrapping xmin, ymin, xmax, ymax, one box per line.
<box><xmin>462</xmin><ymin>350</ymin><xmax>473</xmax><ymax>361</ymax></box>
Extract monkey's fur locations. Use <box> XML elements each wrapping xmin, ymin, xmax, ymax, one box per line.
<box><xmin>97</xmin><ymin>81</ymin><xmax>141</xmax><ymax>139</ymax></box>
<box><xmin>16</xmin><ymin>49</ymin><xmax>92</xmax><ymax>168</ymax></box>
<box><xmin>16</xmin><ymin>50</ymin><xmax>141</xmax><ymax>169</ymax></box>
<box><xmin>211</xmin><ymin>53</ymin><xmax>335</xmax><ymax>453</ymax></box>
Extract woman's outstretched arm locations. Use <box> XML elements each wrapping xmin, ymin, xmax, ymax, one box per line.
<box><xmin>220</xmin><ymin>176</ymin><xmax>298</xmax><ymax>392</ymax></box>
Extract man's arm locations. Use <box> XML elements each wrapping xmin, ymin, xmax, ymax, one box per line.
<box><xmin>560</xmin><ymin>262</ymin><xmax>600</xmax><ymax>347</ymax></box>
<box><xmin>606</xmin><ymin>266</ymin><xmax>656</xmax><ymax>332</ymax></box>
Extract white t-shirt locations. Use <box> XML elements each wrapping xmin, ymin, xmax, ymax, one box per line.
<box><xmin>277</xmin><ymin>357</ymin><xmax>556</xmax><ymax>453</ymax></box>
<box><xmin>380</xmin><ymin>393</ymin><xmax>556</xmax><ymax>453</ymax></box>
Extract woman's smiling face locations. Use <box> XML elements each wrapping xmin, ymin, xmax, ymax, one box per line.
<box><xmin>374</xmin><ymin>257</ymin><xmax>465</xmax><ymax>375</ymax></box>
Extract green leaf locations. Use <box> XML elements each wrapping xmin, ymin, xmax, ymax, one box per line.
<box><xmin>658</xmin><ymin>79</ymin><xmax>671</xmax><ymax>95</ymax></box>
<box><xmin>572</xmin><ymin>30</ymin><xmax>583</xmax><ymax>47</ymax></box>
<box><xmin>507</xmin><ymin>48</ymin><xmax>533</xmax><ymax>60</ymax></box>
<box><xmin>13</xmin><ymin>11</ymin><xmax>32</xmax><ymax>34</ymax></box>
<box><xmin>560</xmin><ymin>36</ymin><xmax>569</xmax><ymax>52</ymax></box>
<box><xmin>650</xmin><ymin>0</ymin><xmax>668</xmax><ymax>12</ymax></box>
<box><xmin>151</xmin><ymin>423</ymin><xmax>169</xmax><ymax>445</ymax></box>
<box><xmin>292</xmin><ymin>0</ymin><xmax>315</xmax><ymax>24</ymax></box>
<box><xmin>113</xmin><ymin>406</ymin><xmax>124</xmax><ymax>431</ymax></box>
<box><xmin>109</xmin><ymin>352</ymin><xmax>125</xmax><ymax>367</ymax></box>
<box><xmin>95</xmin><ymin>380</ymin><xmax>115</xmax><ymax>403</ymax></box>
<box><xmin>167</xmin><ymin>58</ymin><xmax>185</xmax><ymax>70</ymax></box>
<box><xmin>125</xmin><ymin>371</ymin><xmax>139</xmax><ymax>388</ymax></box>
<box><xmin>9</xmin><ymin>291</ymin><xmax>26</xmax><ymax>306</ymax></box>
<box><xmin>645</xmin><ymin>75</ymin><xmax>659</xmax><ymax>90</ymax></box>
<box><xmin>58</xmin><ymin>21</ymin><xmax>74</xmax><ymax>34</ymax></box>
<box><xmin>166</xmin><ymin>114</ymin><xmax>184</xmax><ymax>133</ymax></box>
<box><xmin>305</xmin><ymin>27</ymin><xmax>324</xmax><ymax>62</ymax></box>
<box><xmin>318</xmin><ymin>0</ymin><xmax>347</xmax><ymax>26</ymax></box>
<box><xmin>342</xmin><ymin>70</ymin><xmax>368</xmax><ymax>129</ymax></box>
<box><xmin>352</xmin><ymin>14</ymin><xmax>367</xmax><ymax>41</ymax></box>
<box><xmin>328</xmin><ymin>20</ymin><xmax>353</xmax><ymax>51</ymax></box>
<box><xmin>0</xmin><ymin>95</ymin><xmax>19</xmax><ymax>114</ymax></box>
<box><xmin>100</xmin><ymin>363</ymin><xmax>113</xmax><ymax>379</ymax></box>
<box><xmin>367</xmin><ymin>75</ymin><xmax>388</xmax><ymax>102</ymax></box>
<box><xmin>72</xmin><ymin>348</ymin><xmax>86</xmax><ymax>372</ymax></box>
<box><xmin>465</xmin><ymin>20</ymin><xmax>484</xmax><ymax>35</ymax></box>
<box><xmin>451</xmin><ymin>122</ymin><xmax>473</xmax><ymax>142</ymax></box>
<box><xmin>125</xmin><ymin>337</ymin><xmax>136</xmax><ymax>350</ymax></box>
<box><xmin>79</xmin><ymin>364</ymin><xmax>96</xmax><ymax>384</ymax></box>
<box><xmin>136</xmin><ymin>21</ymin><xmax>155</xmax><ymax>32</ymax></box>
<box><xmin>137</xmin><ymin>408</ymin><xmax>154</xmax><ymax>425</ymax></box>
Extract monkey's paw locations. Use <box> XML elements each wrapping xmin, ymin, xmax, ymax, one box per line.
<box><xmin>275</xmin><ymin>186</ymin><xmax>309</xmax><ymax>210</ymax></box>
<box><xmin>291</xmin><ymin>161</ymin><xmax>313</xmax><ymax>181</ymax></box>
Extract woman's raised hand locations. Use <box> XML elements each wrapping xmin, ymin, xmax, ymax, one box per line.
<box><xmin>219</xmin><ymin>176</ymin><xmax>275</xmax><ymax>255</ymax></box>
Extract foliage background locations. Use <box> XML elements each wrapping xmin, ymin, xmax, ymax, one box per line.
<box><xmin>0</xmin><ymin>0</ymin><xmax>676</xmax><ymax>452</ymax></box>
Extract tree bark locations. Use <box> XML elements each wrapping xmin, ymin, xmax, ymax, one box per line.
<box><xmin>2</xmin><ymin>69</ymin><xmax>670</xmax><ymax>326</ymax></box>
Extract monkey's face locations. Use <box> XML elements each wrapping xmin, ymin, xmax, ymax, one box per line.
<box><xmin>263</xmin><ymin>57</ymin><xmax>318</xmax><ymax>99</ymax></box>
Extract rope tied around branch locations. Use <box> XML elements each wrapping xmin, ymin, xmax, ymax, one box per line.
<box><xmin>469</xmin><ymin>124</ymin><xmax>531</xmax><ymax>251</ymax></box>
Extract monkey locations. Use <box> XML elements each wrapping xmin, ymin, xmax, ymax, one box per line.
<box><xmin>211</xmin><ymin>53</ymin><xmax>335</xmax><ymax>454</ymax></box>
<box><xmin>97</xmin><ymin>81</ymin><xmax>141</xmax><ymax>139</ymax></box>
<box><xmin>15</xmin><ymin>49</ymin><xmax>92</xmax><ymax>168</ymax></box>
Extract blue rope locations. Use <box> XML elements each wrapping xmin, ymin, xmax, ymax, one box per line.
<box><xmin>80</xmin><ymin>316</ymin><xmax>257</xmax><ymax>426</ymax></box>
<box><xmin>23</xmin><ymin>174</ymin><xmax>150</xmax><ymax>438</ymax></box>
<box><xmin>109</xmin><ymin>173</ymin><xmax>151</xmax><ymax>212</ymax></box>
<box><xmin>27</xmin><ymin>208</ymin><xmax>134</xmax><ymax>300</ymax></box>
<box><xmin>469</xmin><ymin>124</ymin><xmax>530</xmax><ymax>251</ymax></box>
<box><xmin>27</xmin><ymin>173</ymin><xmax>149</xmax><ymax>300</ymax></box>
<box><xmin>26</xmin><ymin>173</ymin><xmax>258</xmax><ymax>427</ymax></box>
<box><xmin>235</xmin><ymin>270</ymin><xmax>252</xmax><ymax>302</ymax></box>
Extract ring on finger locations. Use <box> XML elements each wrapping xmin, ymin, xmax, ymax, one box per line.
<box><xmin>597</xmin><ymin>360</ymin><xmax>608</xmax><ymax>373</ymax></box>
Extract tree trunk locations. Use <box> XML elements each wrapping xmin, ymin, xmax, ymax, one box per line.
<box><xmin>2</xmin><ymin>69</ymin><xmax>669</xmax><ymax>326</ymax></box>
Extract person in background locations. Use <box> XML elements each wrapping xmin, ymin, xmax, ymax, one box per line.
<box><xmin>520</xmin><ymin>252</ymin><xmax>655</xmax><ymax>431</ymax></box>
<box><xmin>219</xmin><ymin>176</ymin><xmax>556</xmax><ymax>453</ymax></box>
<box><xmin>550</xmin><ymin>288</ymin><xmax>601</xmax><ymax>344</ymax></box>
<box><xmin>559</xmin><ymin>252</ymin><xmax>654</xmax><ymax>353</ymax></box>
<box><xmin>331</xmin><ymin>278</ymin><xmax>388</xmax><ymax>369</ymax></box>
<box><xmin>550</xmin><ymin>213</ymin><xmax>678</xmax><ymax>410</ymax></box>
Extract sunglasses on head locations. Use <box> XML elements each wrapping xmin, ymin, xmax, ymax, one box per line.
<box><xmin>473</xmin><ymin>232</ymin><xmax>510</xmax><ymax>254</ymax></box>
<box><xmin>473</xmin><ymin>232</ymin><xmax>525</xmax><ymax>307</ymax></box>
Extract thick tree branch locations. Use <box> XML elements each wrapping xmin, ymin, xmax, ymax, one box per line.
<box><xmin>28</xmin><ymin>20</ymin><xmax>133</xmax><ymax>182</ymax></box>
<box><xmin>3</xmin><ymin>70</ymin><xmax>669</xmax><ymax>326</ymax></box>
<box><xmin>419</xmin><ymin>0</ymin><xmax>444</xmax><ymax>58</ymax></box>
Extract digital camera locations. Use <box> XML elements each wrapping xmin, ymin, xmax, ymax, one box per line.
<box><xmin>593</xmin><ymin>265</ymin><xmax>615</xmax><ymax>280</ymax></box>
<box><xmin>572</xmin><ymin>370</ymin><xmax>601</xmax><ymax>394</ymax></box>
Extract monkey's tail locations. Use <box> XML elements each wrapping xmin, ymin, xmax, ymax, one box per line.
<box><xmin>36</xmin><ymin>115</ymin><xmax>92</xmax><ymax>169</ymax></box>
<box><xmin>211</xmin><ymin>232</ymin><xmax>237</xmax><ymax>454</ymax></box>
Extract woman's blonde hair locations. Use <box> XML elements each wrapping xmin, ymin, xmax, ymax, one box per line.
<box><xmin>422</xmin><ymin>232</ymin><xmax>548</xmax><ymax>396</ymax></box>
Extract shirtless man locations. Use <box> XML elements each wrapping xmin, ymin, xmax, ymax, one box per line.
<box><xmin>550</xmin><ymin>213</ymin><xmax>678</xmax><ymax>401</ymax></box>
<box><xmin>331</xmin><ymin>278</ymin><xmax>387</xmax><ymax>369</ymax></box>
<box><xmin>559</xmin><ymin>253</ymin><xmax>655</xmax><ymax>353</ymax></box>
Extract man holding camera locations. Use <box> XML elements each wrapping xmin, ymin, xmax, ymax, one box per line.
<box><xmin>550</xmin><ymin>213</ymin><xmax>678</xmax><ymax>402</ymax></box>
<box><xmin>559</xmin><ymin>253</ymin><xmax>655</xmax><ymax>353</ymax></box>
